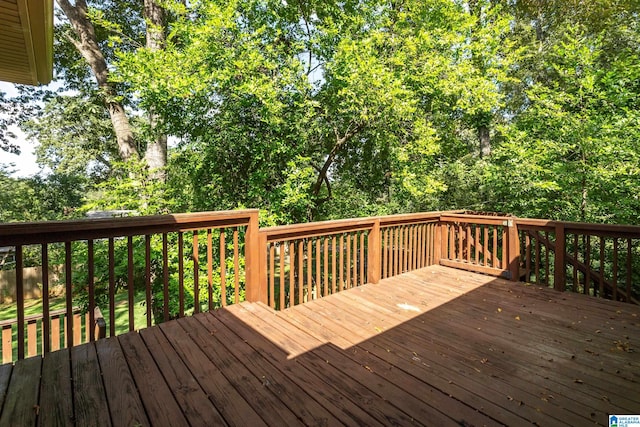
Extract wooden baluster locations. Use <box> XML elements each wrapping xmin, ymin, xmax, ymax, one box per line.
<box><xmin>162</xmin><ymin>233</ymin><xmax>169</xmax><ymax>321</ymax></box>
<box><xmin>466</xmin><ymin>225</ymin><xmax>472</xmax><ymax>263</ymax></box>
<box><xmin>409</xmin><ymin>225</ymin><xmax>415</xmax><ymax>271</ymax></box>
<box><xmin>474</xmin><ymin>226</ymin><xmax>480</xmax><ymax>265</ymax></box>
<box><xmin>391</xmin><ymin>227</ymin><xmax>400</xmax><ymax>276</ymax></box>
<box><xmin>350</xmin><ymin>233</ymin><xmax>356</xmax><ymax>287</ymax></box>
<box><xmin>456</xmin><ymin>224</ymin><xmax>462</xmax><ymax>261</ymax></box>
<box><xmin>27</xmin><ymin>319</ymin><xmax>37</xmax><ymax>357</ymax></box>
<box><xmin>269</xmin><ymin>243</ymin><xmax>275</xmax><ymax>308</ymax></box>
<box><xmin>501</xmin><ymin>226</ymin><xmax>508</xmax><ymax>271</ymax></box>
<box><xmin>233</xmin><ymin>229</ymin><xmax>240</xmax><ymax>304</ymax></box>
<box><xmin>127</xmin><ymin>236</ymin><xmax>135</xmax><ymax>329</ymax></box>
<box><xmin>316</xmin><ymin>238</ymin><xmax>322</xmax><ymax>295</ymax></box>
<box><xmin>2</xmin><ymin>325</ymin><xmax>12</xmax><ymax>364</ymax></box>
<box><xmin>598</xmin><ymin>237</ymin><xmax>605</xmax><ymax>298</ymax></box>
<box><xmin>332</xmin><ymin>236</ymin><xmax>337</xmax><ymax>293</ymax></box>
<box><xmin>338</xmin><ymin>236</ymin><xmax>344</xmax><ymax>291</ymax></box>
<box><xmin>324</xmin><ymin>238</ymin><xmax>330</xmax><ymax>294</ymax></box>
<box><xmin>483</xmin><ymin>226</ymin><xmax>489</xmax><ymax>267</ymax></box>
<box><xmin>207</xmin><ymin>229</ymin><xmax>213</xmax><ymax>311</ymax></box>
<box><xmin>193</xmin><ymin>232</ymin><xmax>200</xmax><ymax>314</ymax></box>
<box><xmin>382</xmin><ymin>228</ymin><xmax>388</xmax><ymax>279</ymax></box>
<box><xmin>65</xmin><ymin>242</ymin><xmax>73</xmax><ymax>350</ymax></box>
<box><xmin>346</xmin><ymin>234</ymin><xmax>351</xmax><ymax>289</ymax></box>
<box><xmin>449</xmin><ymin>225</ymin><xmax>455</xmax><ymax>262</ymax></box>
<box><xmin>88</xmin><ymin>240</ymin><xmax>96</xmax><ymax>340</ymax></box>
<box><xmin>298</xmin><ymin>240</ymin><xmax>304</xmax><ymax>305</ymax></box>
<box><xmin>626</xmin><ymin>238</ymin><xmax>632</xmax><ymax>303</ymax></box>
<box><xmin>15</xmin><ymin>245</ymin><xmax>24</xmax><ymax>360</ymax></box>
<box><xmin>534</xmin><ymin>236</ymin><xmax>540</xmax><ymax>285</ymax></box>
<box><xmin>584</xmin><ymin>235</ymin><xmax>591</xmax><ymax>295</ymax></box>
<box><xmin>545</xmin><ymin>231</ymin><xmax>550</xmax><ymax>287</ymax></box>
<box><xmin>553</xmin><ymin>224</ymin><xmax>565</xmax><ymax>292</ymax></box>
<box><xmin>493</xmin><ymin>227</ymin><xmax>498</xmax><ymax>269</ymax></box>
<box><xmin>220</xmin><ymin>230</ymin><xmax>226</xmax><ymax>307</ymax></box>
<box><xmin>428</xmin><ymin>223</ymin><xmax>434</xmax><ymax>265</ymax></box>
<box><xmin>573</xmin><ymin>234</ymin><xmax>579</xmax><ymax>292</ymax></box>
<box><xmin>307</xmin><ymin>239</ymin><xmax>313</xmax><ymax>298</ymax></box>
<box><xmin>418</xmin><ymin>224</ymin><xmax>424</xmax><ymax>268</ymax></box>
<box><xmin>359</xmin><ymin>232</ymin><xmax>365</xmax><ymax>285</ymax></box>
<box><xmin>145</xmin><ymin>235</ymin><xmax>153</xmax><ymax>324</ymax></box>
<box><xmin>178</xmin><ymin>232</ymin><xmax>184</xmax><ymax>317</ymax></box>
<box><xmin>42</xmin><ymin>244</ymin><xmax>50</xmax><ymax>354</ymax></box>
<box><xmin>613</xmin><ymin>238</ymin><xmax>618</xmax><ymax>300</ymax></box>
<box><xmin>279</xmin><ymin>242</ymin><xmax>285</xmax><ymax>309</ymax></box>
<box><xmin>525</xmin><ymin>233</ymin><xmax>531</xmax><ymax>281</ymax></box>
<box><xmin>289</xmin><ymin>241</ymin><xmax>295</xmax><ymax>307</ymax></box>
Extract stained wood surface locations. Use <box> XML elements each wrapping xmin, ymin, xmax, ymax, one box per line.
<box><xmin>0</xmin><ymin>265</ymin><xmax>638</xmax><ymax>426</ymax></box>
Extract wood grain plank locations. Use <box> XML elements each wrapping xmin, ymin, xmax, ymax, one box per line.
<box><xmin>38</xmin><ymin>348</ymin><xmax>73</xmax><ymax>426</ymax></box>
<box><xmin>118</xmin><ymin>332</ymin><xmax>188</xmax><ymax>427</ymax></box>
<box><xmin>71</xmin><ymin>344</ymin><xmax>111</xmax><ymax>427</ymax></box>
<box><xmin>0</xmin><ymin>364</ymin><xmax>13</xmax><ymax>415</ymax></box>
<box><xmin>0</xmin><ymin>356</ymin><xmax>41</xmax><ymax>426</ymax></box>
<box><xmin>212</xmin><ymin>307</ymin><xmax>385</xmax><ymax>427</ymax></box>
<box><xmin>138</xmin><ymin>326</ymin><xmax>224</xmax><ymax>426</ymax></box>
<box><xmin>196</xmin><ymin>312</ymin><xmax>341</xmax><ymax>426</ymax></box>
<box><xmin>95</xmin><ymin>338</ymin><xmax>149</xmax><ymax>427</ymax></box>
<box><xmin>159</xmin><ymin>316</ymin><xmax>266</xmax><ymax>427</ymax></box>
<box><xmin>169</xmin><ymin>315</ymin><xmax>302</xmax><ymax>426</ymax></box>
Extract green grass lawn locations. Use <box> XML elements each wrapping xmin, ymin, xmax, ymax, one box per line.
<box><xmin>0</xmin><ymin>290</ymin><xmax>151</xmax><ymax>362</ymax></box>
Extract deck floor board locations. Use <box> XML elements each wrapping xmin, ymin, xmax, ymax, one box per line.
<box><xmin>1</xmin><ymin>265</ymin><xmax>638</xmax><ymax>426</ymax></box>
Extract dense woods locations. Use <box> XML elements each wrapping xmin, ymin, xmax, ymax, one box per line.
<box><xmin>1</xmin><ymin>0</ymin><xmax>639</xmax><ymax>225</ymax></box>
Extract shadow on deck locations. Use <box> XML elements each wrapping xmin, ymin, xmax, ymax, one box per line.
<box><xmin>0</xmin><ymin>265</ymin><xmax>638</xmax><ymax>426</ymax></box>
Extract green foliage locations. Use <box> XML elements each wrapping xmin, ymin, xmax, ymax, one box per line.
<box><xmin>1</xmin><ymin>0</ymin><xmax>638</xmax><ymax>228</ymax></box>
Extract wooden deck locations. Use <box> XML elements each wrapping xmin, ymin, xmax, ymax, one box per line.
<box><xmin>0</xmin><ymin>265</ymin><xmax>638</xmax><ymax>426</ymax></box>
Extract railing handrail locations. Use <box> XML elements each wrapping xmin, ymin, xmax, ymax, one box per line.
<box><xmin>515</xmin><ymin>218</ymin><xmax>640</xmax><ymax>236</ymax></box>
<box><xmin>261</xmin><ymin>210</ymin><xmax>465</xmax><ymax>242</ymax></box>
<box><xmin>0</xmin><ymin>209</ymin><xmax>260</xmax><ymax>246</ymax></box>
<box><xmin>0</xmin><ymin>306</ymin><xmax>82</xmax><ymax>328</ymax></box>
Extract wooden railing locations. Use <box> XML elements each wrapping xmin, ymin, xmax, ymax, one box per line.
<box><xmin>259</xmin><ymin>211</ymin><xmax>454</xmax><ymax>309</ymax></box>
<box><xmin>0</xmin><ymin>306</ymin><xmax>105</xmax><ymax>364</ymax></box>
<box><xmin>0</xmin><ymin>208</ymin><xmax>637</xmax><ymax>363</ymax></box>
<box><xmin>517</xmin><ymin>219</ymin><xmax>640</xmax><ymax>304</ymax></box>
<box><xmin>438</xmin><ymin>213</ymin><xmax>520</xmax><ymax>280</ymax></box>
<box><xmin>0</xmin><ymin>210</ymin><xmax>259</xmax><ymax>361</ymax></box>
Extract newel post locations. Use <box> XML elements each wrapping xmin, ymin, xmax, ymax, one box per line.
<box><xmin>245</xmin><ymin>211</ymin><xmax>267</xmax><ymax>304</ymax></box>
<box><xmin>367</xmin><ymin>219</ymin><xmax>381</xmax><ymax>284</ymax></box>
<box><xmin>433</xmin><ymin>218</ymin><xmax>443</xmax><ymax>264</ymax></box>
<box><xmin>553</xmin><ymin>222</ymin><xmax>566</xmax><ymax>292</ymax></box>
<box><xmin>507</xmin><ymin>219</ymin><xmax>520</xmax><ymax>281</ymax></box>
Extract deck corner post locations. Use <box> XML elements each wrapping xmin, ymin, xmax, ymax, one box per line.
<box><xmin>507</xmin><ymin>220</ymin><xmax>520</xmax><ymax>281</ymax></box>
<box><xmin>553</xmin><ymin>222</ymin><xmax>566</xmax><ymax>292</ymax></box>
<box><xmin>367</xmin><ymin>219</ymin><xmax>381</xmax><ymax>284</ymax></box>
<box><xmin>244</xmin><ymin>210</ymin><xmax>266</xmax><ymax>304</ymax></box>
<box><xmin>434</xmin><ymin>219</ymin><xmax>443</xmax><ymax>264</ymax></box>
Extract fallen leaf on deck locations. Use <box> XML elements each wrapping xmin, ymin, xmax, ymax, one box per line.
<box><xmin>515</xmin><ymin>316</ymin><xmax>521</xmax><ymax>321</ymax></box>
<box><xmin>574</xmin><ymin>379</ymin><xmax>583</xmax><ymax>384</ymax></box>
<box><xmin>497</xmin><ymin>308</ymin><xmax>502</xmax><ymax>313</ymax></box>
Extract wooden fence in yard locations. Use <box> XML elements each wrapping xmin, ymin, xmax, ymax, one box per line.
<box><xmin>0</xmin><ymin>209</ymin><xmax>638</xmax><ymax>362</ymax></box>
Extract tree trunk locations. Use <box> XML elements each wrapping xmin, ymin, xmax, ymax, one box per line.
<box><xmin>56</xmin><ymin>0</ymin><xmax>139</xmax><ymax>162</ymax></box>
<box><xmin>478</xmin><ymin>125</ymin><xmax>490</xmax><ymax>158</ymax></box>
<box><xmin>143</xmin><ymin>0</ymin><xmax>168</xmax><ymax>181</ymax></box>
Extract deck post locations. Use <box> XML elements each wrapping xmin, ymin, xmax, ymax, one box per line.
<box><xmin>553</xmin><ymin>222</ymin><xmax>566</xmax><ymax>292</ymax></box>
<box><xmin>433</xmin><ymin>220</ymin><xmax>443</xmax><ymax>264</ymax></box>
<box><xmin>244</xmin><ymin>211</ymin><xmax>266</xmax><ymax>303</ymax></box>
<box><xmin>367</xmin><ymin>219</ymin><xmax>381</xmax><ymax>284</ymax></box>
<box><xmin>507</xmin><ymin>220</ymin><xmax>520</xmax><ymax>281</ymax></box>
